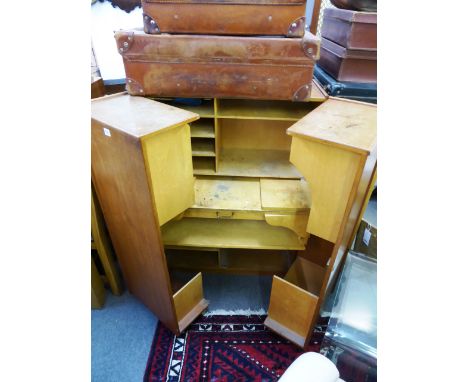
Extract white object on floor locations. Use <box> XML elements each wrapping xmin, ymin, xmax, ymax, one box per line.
<box><xmin>203</xmin><ymin>308</ymin><xmax>267</xmax><ymax>316</ymax></box>
<box><xmin>278</xmin><ymin>352</ymin><xmax>345</xmax><ymax>382</ymax></box>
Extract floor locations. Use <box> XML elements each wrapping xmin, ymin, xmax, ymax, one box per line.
<box><xmin>92</xmin><ymin>193</ymin><xmax>377</xmax><ymax>382</ymax></box>
<box><xmin>92</xmin><ymin>274</ymin><xmax>273</xmax><ymax>382</ymax></box>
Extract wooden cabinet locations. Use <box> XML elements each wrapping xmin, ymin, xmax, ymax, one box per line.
<box><xmin>91</xmin><ymin>92</ymin><xmax>376</xmax><ymax>343</ymax></box>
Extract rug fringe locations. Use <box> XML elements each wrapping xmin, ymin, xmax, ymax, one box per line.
<box><xmin>203</xmin><ymin>308</ymin><xmax>267</xmax><ymax>316</ymax></box>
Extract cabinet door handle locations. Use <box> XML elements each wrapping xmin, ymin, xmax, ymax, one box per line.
<box><xmin>217</xmin><ymin>211</ymin><xmax>233</xmax><ymax>219</ymax></box>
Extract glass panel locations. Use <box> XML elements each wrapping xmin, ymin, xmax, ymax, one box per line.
<box><xmin>325</xmin><ymin>251</ymin><xmax>377</xmax><ymax>358</ymax></box>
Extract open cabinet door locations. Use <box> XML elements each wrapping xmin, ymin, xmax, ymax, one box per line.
<box><xmin>91</xmin><ymin>93</ymin><xmax>204</xmax><ymax>334</ymax></box>
<box><xmin>265</xmin><ymin>98</ymin><xmax>377</xmax><ymax>347</ymax></box>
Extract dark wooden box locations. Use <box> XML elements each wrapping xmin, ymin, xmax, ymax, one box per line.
<box><xmin>318</xmin><ymin>38</ymin><xmax>376</xmax><ymax>83</ymax></box>
<box><xmin>321</xmin><ymin>7</ymin><xmax>376</xmax><ymax>51</ymax></box>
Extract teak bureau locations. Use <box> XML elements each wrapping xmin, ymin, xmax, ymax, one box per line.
<box><xmin>91</xmin><ymin>93</ymin><xmax>377</xmax><ymax>347</ymax></box>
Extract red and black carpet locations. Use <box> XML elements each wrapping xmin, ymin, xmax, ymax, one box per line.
<box><xmin>144</xmin><ymin>315</ymin><xmax>326</xmax><ymax>382</ymax></box>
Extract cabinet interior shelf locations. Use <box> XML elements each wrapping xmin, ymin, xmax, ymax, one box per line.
<box><xmin>217</xmin><ymin>149</ymin><xmax>301</xmax><ymax>179</ymax></box>
<box><xmin>193</xmin><ymin>157</ymin><xmax>216</xmax><ymax>175</ymax></box>
<box><xmin>191</xmin><ymin>138</ymin><xmax>216</xmax><ymax>157</ymax></box>
<box><xmin>166</xmin><ymin>248</ymin><xmax>294</xmax><ymax>275</ymax></box>
<box><xmin>190</xmin><ymin>119</ymin><xmax>215</xmax><ymax>138</ymax></box>
<box><xmin>162</xmin><ymin>218</ymin><xmax>305</xmax><ymax>250</ymax></box>
<box><xmin>217</xmin><ymin>99</ymin><xmax>317</xmax><ymax>121</ymax></box>
<box><xmin>191</xmin><ymin>176</ymin><xmax>310</xmax><ymax>212</ymax></box>
<box><xmin>156</xmin><ymin>98</ymin><xmax>320</xmax><ymax>121</ymax></box>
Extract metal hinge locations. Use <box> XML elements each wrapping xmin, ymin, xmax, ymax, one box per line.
<box><xmin>301</xmin><ymin>32</ymin><xmax>321</xmax><ymax>60</ymax></box>
<box><xmin>115</xmin><ymin>30</ymin><xmax>135</xmax><ymax>55</ymax></box>
<box><xmin>125</xmin><ymin>78</ymin><xmax>144</xmax><ymax>95</ymax></box>
<box><xmin>143</xmin><ymin>13</ymin><xmax>161</xmax><ymax>34</ymax></box>
<box><xmin>292</xmin><ymin>83</ymin><xmax>312</xmax><ymax>102</ymax></box>
<box><xmin>287</xmin><ymin>16</ymin><xmax>306</xmax><ymax>38</ymax></box>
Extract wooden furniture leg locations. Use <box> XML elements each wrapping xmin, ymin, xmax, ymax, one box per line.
<box><xmin>91</xmin><ymin>257</ymin><xmax>106</xmax><ymax>309</ymax></box>
<box><xmin>91</xmin><ymin>184</ymin><xmax>123</xmax><ymax>295</ymax></box>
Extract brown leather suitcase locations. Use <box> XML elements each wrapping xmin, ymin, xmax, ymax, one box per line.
<box><xmin>141</xmin><ymin>0</ymin><xmax>307</xmax><ymax>37</ymax></box>
<box><xmin>318</xmin><ymin>37</ymin><xmax>376</xmax><ymax>83</ymax></box>
<box><xmin>115</xmin><ymin>29</ymin><xmax>320</xmax><ymax>101</ymax></box>
<box><xmin>321</xmin><ymin>8</ymin><xmax>376</xmax><ymax>51</ymax></box>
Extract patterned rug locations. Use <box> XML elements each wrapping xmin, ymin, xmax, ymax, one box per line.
<box><xmin>144</xmin><ymin>315</ymin><xmax>327</xmax><ymax>382</ymax></box>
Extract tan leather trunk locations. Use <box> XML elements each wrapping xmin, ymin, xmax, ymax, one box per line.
<box><xmin>115</xmin><ymin>29</ymin><xmax>320</xmax><ymax>101</ymax></box>
<box><xmin>318</xmin><ymin>37</ymin><xmax>376</xmax><ymax>83</ymax></box>
<box><xmin>141</xmin><ymin>0</ymin><xmax>307</xmax><ymax>37</ymax></box>
<box><xmin>321</xmin><ymin>8</ymin><xmax>377</xmax><ymax>51</ymax></box>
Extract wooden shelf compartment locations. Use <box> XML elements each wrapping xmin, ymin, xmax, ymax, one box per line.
<box><xmin>217</xmin><ymin>149</ymin><xmax>301</xmax><ymax>178</ymax></box>
<box><xmin>155</xmin><ymin>98</ymin><xmax>215</xmax><ymax>118</ymax></box>
<box><xmin>185</xmin><ymin>177</ymin><xmax>311</xmax><ymax>237</ymax></box>
<box><xmin>161</xmin><ymin>218</ymin><xmax>306</xmax><ymax>250</ymax></box>
<box><xmin>218</xmin><ymin>249</ymin><xmax>294</xmax><ymax>275</ymax></box>
<box><xmin>170</xmin><ymin>271</ymin><xmax>209</xmax><ymax>332</ymax></box>
<box><xmin>193</xmin><ymin>157</ymin><xmax>216</xmax><ymax>175</ymax></box>
<box><xmin>190</xmin><ymin>119</ymin><xmax>215</xmax><ymax>138</ymax></box>
<box><xmin>166</xmin><ymin>248</ymin><xmax>296</xmax><ymax>275</ymax></box>
<box><xmin>265</xmin><ymin>257</ymin><xmax>325</xmax><ymax>347</ymax></box>
<box><xmin>260</xmin><ymin>178</ymin><xmax>311</xmax><ymax>211</ymax></box>
<box><xmin>189</xmin><ymin>176</ymin><xmax>310</xmax><ymax>212</ymax></box>
<box><xmin>191</xmin><ymin>138</ymin><xmax>216</xmax><ymax>157</ymax></box>
<box><xmin>217</xmin><ymin>99</ymin><xmax>319</xmax><ymax>121</ymax></box>
<box><xmin>215</xmin><ymin>118</ymin><xmax>301</xmax><ymax>178</ymax></box>
<box><xmin>193</xmin><ymin>176</ymin><xmax>262</xmax><ymax>211</ymax></box>
<box><xmin>167</xmin><ymin>249</ymin><xmax>220</xmax><ymax>272</ymax></box>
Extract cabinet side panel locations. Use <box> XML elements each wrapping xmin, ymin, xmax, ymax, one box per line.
<box><xmin>325</xmin><ymin>152</ymin><xmax>377</xmax><ymax>294</ymax></box>
<box><xmin>307</xmin><ymin>151</ymin><xmax>376</xmax><ymax>342</ymax></box>
<box><xmin>91</xmin><ymin>120</ymin><xmax>178</xmax><ymax>333</ymax></box>
<box><xmin>142</xmin><ymin>124</ymin><xmax>195</xmax><ymax>227</ymax></box>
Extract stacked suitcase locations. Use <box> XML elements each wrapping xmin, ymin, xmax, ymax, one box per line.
<box><xmin>315</xmin><ymin>7</ymin><xmax>377</xmax><ymax>103</ymax></box>
<box><xmin>114</xmin><ymin>0</ymin><xmax>321</xmax><ymax>101</ymax></box>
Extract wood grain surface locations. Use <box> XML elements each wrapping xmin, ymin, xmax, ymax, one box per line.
<box><xmin>91</xmin><ymin>118</ymin><xmax>179</xmax><ymax>333</ymax></box>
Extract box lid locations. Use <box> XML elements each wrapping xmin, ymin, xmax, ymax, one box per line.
<box><xmin>322</xmin><ymin>37</ymin><xmax>377</xmax><ymax>59</ymax></box>
<box><xmin>324</xmin><ymin>7</ymin><xmax>377</xmax><ymax>24</ymax></box>
<box><xmin>287</xmin><ymin>97</ymin><xmax>376</xmax><ymax>155</ymax></box>
<box><xmin>91</xmin><ymin>93</ymin><xmax>199</xmax><ymax>138</ymax></box>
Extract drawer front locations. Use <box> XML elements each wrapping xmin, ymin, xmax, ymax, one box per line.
<box><xmin>266</xmin><ymin>275</ymin><xmax>318</xmax><ymax>343</ymax></box>
<box><xmin>173</xmin><ymin>272</ymin><xmax>208</xmax><ymax>332</ymax></box>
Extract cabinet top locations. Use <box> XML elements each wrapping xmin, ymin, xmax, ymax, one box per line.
<box><xmin>287</xmin><ymin>97</ymin><xmax>376</xmax><ymax>155</ymax></box>
<box><xmin>91</xmin><ymin>93</ymin><xmax>199</xmax><ymax>138</ymax></box>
